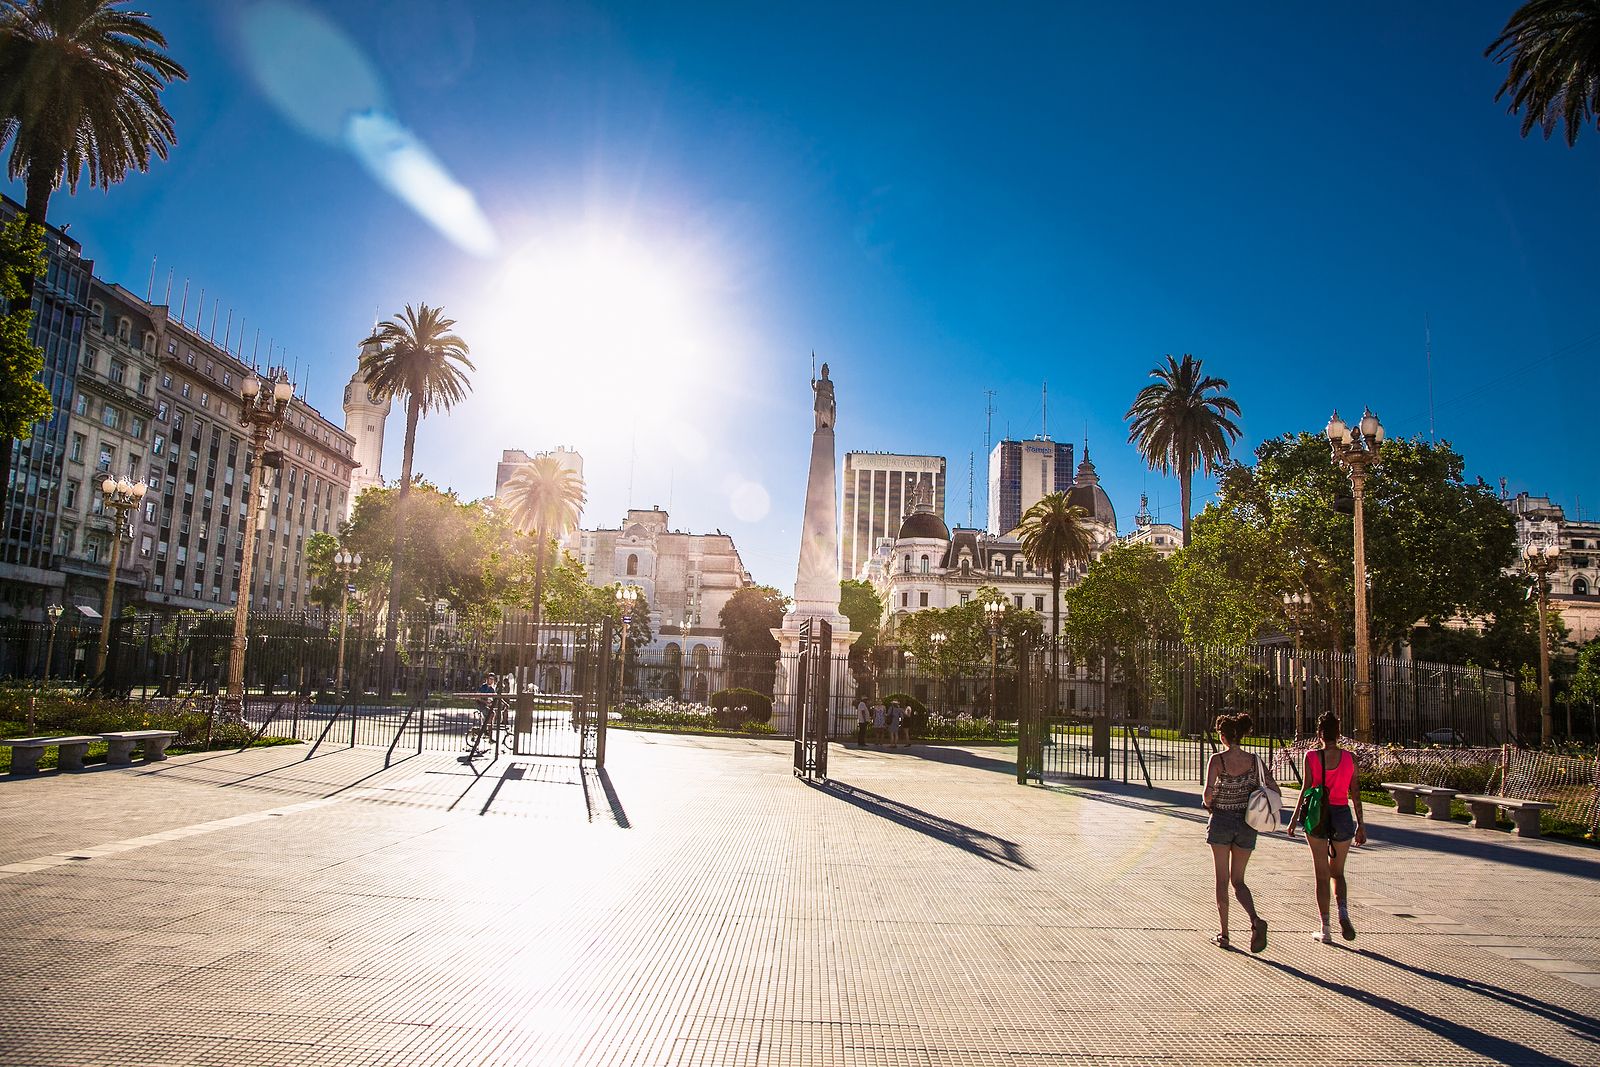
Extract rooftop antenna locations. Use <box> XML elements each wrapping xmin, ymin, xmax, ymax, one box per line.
<box><xmin>1042</xmin><ymin>380</ymin><xmax>1049</xmax><ymax>439</ymax></box>
<box><xmin>196</xmin><ymin>288</ymin><xmax>205</xmax><ymax>332</ymax></box>
<box><xmin>163</xmin><ymin>268</ymin><xmax>172</xmax><ymax>306</ymax></box>
<box><xmin>146</xmin><ymin>256</ymin><xmax>156</xmax><ymax>302</ymax></box>
<box><xmin>222</xmin><ymin>308</ymin><xmax>233</xmax><ymax>351</ymax></box>
<box><xmin>984</xmin><ymin>389</ymin><xmax>997</xmax><ymax>454</ymax></box>
<box><xmin>178</xmin><ymin>278</ymin><xmax>189</xmax><ymax>325</ymax></box>
<box><xmin>208</xmin><ymin>297</ymin><xmax>218</xmax><ymax>342</ymax></box>
<box><xmin>1424</xmin><ymin>314</ymin><xmax>1437</xmax><ymax>444</ymax></box>
<box><xmin>966</xmin><ymin>450</ymin><xmax>974</xmax><ymax>527</ymax></box>
<box><xmin>252</xmin><ymin>328</ymin><xmax>261</xmax><ymax>367</ymax></box>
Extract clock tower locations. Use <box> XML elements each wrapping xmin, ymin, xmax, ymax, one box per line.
<box><xmin>342</xmin><ymin>338</ymin><xmax>392</xmax><ymax>520</ymax></box>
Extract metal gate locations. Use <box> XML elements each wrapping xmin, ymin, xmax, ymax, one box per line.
<box><xmin>792</xmin><ymin>618</ymin><xmax>831</xmax><ymax>781</ymax></box>
<box><xmin>503</xmin><ymin>617</ymin><xmax>613</xmax><ymax>765</ymax></box>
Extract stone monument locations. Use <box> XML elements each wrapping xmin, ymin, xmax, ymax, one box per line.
<box><xmin>771</xmin><ymin>363</ymin><xmax>859</xmax><ymax>735</ymax></box>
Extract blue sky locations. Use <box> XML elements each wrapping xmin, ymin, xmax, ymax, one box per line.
<box><xmin>12</xmin><ymin>1</ymin><xmax>1597</xmax><ymax>588</ymax></box>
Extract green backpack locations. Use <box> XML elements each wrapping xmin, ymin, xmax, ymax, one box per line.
<box><xmin>1301</xmin><ymin>750</ymin><xmax>1330</xmax><ymax>834</ymax></box>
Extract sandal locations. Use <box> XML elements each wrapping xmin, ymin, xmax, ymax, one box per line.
<box><xmin>1210</xmin><ymin>932</ymin><xmax>1231</xmax><ymax>949</ymax></box>
<box><xmin>1250</xmin><ymin>919</ymin><xmax>1268</xmax><ymax>954</ymax></box>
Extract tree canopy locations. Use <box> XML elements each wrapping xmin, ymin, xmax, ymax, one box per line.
<box><xmin>0</xmin><ymin>216</ymin><xmax>50</xmax><ymax>441</ymax></box>
<box><xmin>719</xmin><ymin>585</ymin><xmax>788</xmax><ymax>655</ymax></box>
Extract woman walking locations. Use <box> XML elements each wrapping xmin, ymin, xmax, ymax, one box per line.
<box><xmin>1202</xmin><ymin>712</ymin><xmax>1275</xmax><ymax>952</ymax></box>
<box><xmin>1287</xmin><ymin>711</ymin><xmax>1366</xmax><ymax>943</ymax></box>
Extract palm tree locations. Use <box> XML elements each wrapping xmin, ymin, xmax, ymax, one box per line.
<box><xmin>1124</xmin><ymin>353</ymin><xmax>1242</xmax><ymax>548</ymax></box>
<box><xmin>1018</xmin><ymin>493</ymin><xmax>1094</xmax><ymax>716</ymax></box>
<box><xmin>0</xmin><ymin>0</ymin><xmax>188</xmax><ymax>226</ymax></box>
<box><xmin>1486</xmin><ymin>1</ymin><xmax>1600</xmax><ymax>146</ymax></box>
<box><xmin>500</xmin><ymin>455</ymin><xmax>586</xmax><ymax>635</ymax></box>
<box><xmin>359</xmin><ymin>304</ymin><xmax>473</xmax><ymax>688</ymax></box>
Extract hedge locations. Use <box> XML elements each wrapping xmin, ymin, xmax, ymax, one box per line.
<box><xmin>710</xmin><ymin>687</ymin><xmax>772</xmax><ymax>726</ymax></box>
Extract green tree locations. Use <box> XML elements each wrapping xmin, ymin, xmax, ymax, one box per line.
<box><xmin>0</xmin><ymin>0</ymin><xmax>188</xmax><ymax>226</ymax></box>
<box><xmin>1570</xmin><ymin>638</ymin><xmax>1600</xmax><ymax>712</ymax></box>
<box><xmin>839</xmin><ymin>578</ymin><xmax>883</xmax><ymax>696</ymax></box>
<box><xmin>303</xmin><ymin>531</ymin><xmax>342</xmax><ymax>611</ymax></box>
<box><xmin>499</xmin><ymin>453</ymin><xmax>586</xmax><ymax>635</ymax></box>
<box><xmin>719</xmin><ymin>585</ymin><xmax>788</xmax><ymax>654</ymax></box>
<box><xmin>1018</xmin><ymin>493</ymin><xmax>1093</xmax><ymax>711</ymax></box>
<box><xmin>1124</xmin><ymin>353</ymin><xmax>1243</xmax><ymax>547</ymax></box>
<box><xmin>1486</xmin><ymin>1</ymin><xmax>1600</xmax><ymax>146</ymax></box>
<box><xmin>359</xmin><ymin>305</ymin><xmax>473</xmax><ymax>685</ymax></box>
<box><xmin>0</xmin><ymin>217</ymin><xmax>50</xmax><ymax>483</ymax></box>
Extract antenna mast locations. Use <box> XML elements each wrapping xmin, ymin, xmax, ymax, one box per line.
<box><xmin>1042</xmin><ymin>381</ymin><xmax>1049</xmax><ymax>439</ymax></box>
<box><xmin>967</xmin><ymin>451</ymin><xmax>974</xmax><ymax>527</ymax></box>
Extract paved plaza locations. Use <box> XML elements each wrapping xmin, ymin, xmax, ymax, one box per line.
<box><xmin>1</xmin><ymin>732</ymin><xmax>1597</xmax><ymax>1066</ymax></box>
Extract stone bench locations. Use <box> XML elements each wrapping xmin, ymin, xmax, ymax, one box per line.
<box><xmin>1380</xmin><ymin>782</ymin><xmax>1459</xmax><ymax>820</ymax></box>
<box><xmin>1457</xmin><ymin>794</ymin><xmax>1558</xmax><ymax>838</ymax></box>
<box><xmin>99</xmin><ymin>730</ymin><xmax>180</xmax><ymax>765</ymax></box>
<box><xmin>1</xmin><ymin>735</ymin><xmax>103</xmax><ymax>775</ymax></box>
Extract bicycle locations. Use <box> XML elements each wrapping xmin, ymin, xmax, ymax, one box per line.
<box><xmin>465</xmin><ymin>693</ymin><xmax>511</xmax><ymax>758</ymax></box>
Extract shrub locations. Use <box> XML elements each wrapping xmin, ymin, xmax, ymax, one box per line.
<box><xmin>618</xmin><ymin>699</ymin><xmax>716</xmax><ymax>730</ymax></box>
<box><xmin>883</xmin><ymin>692</ymin><xmax>928</xmax><ymax>734</ymax></box>
<box><xmin>711</xmin><ymin>687</ymin><xmax>772</xmax><ymax>726</ymax></box>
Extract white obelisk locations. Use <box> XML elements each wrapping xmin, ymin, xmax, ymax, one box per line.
<box><xmin>772</xmin><ymin>362</ymin><xmax>859</xmax><ymax>735</ymax></box>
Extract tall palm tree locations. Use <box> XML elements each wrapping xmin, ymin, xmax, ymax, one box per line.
<box><xmin>0</xmin><ymin>0</ymin><xmax>188</xmax><ymax>226</ymax></box>
<box><xmin>1018</xmin><ymin>493</ymin><xmax>1094</xmax><ymax>715</ymax></box>
<box><xmin>500</xmin><ymin>455</ymin><xmax>586</xmax><ymax>634</ymax></box>
<box><xmin>1486</xmin><ymin>1</ymin><xmax>1600</xmax><ymax>146</ymax></box>
<box><xmin>360</xmin><ymin>304</ymin><xmax>473</xmax><ymax>687</ymax></box>
<box><xmin>1124</xmin><ymin>353</ymin><xmax>1242</xmax><ymax>548</ymax></box>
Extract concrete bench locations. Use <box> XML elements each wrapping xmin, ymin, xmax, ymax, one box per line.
<box><xmin>1380</xmin><ymin>782</ymin><xmax>1459</xmax><ymax>820</ymax></box>
<box><xmin>100</xmin><ymin>730</ymin><xmax>180</xmax><ymax>765</ymax></box>
<box><xmin>1457</xmin><ymin>794</ymin><xmax>1557</xmax><ymax>838</ymax></box>
<box><xmin>1</xmin><ymin>735</ymin><xmax>103</xmax><ymax>775</ymax></box>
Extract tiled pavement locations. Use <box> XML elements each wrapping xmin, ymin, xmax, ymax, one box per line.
<box><xmin>0</xmin><ymin>733</ymin><xmax>1597</xmax><ymax>1066</ymax></box>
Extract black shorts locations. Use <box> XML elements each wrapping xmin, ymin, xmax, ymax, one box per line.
<box><xmin>1308</xmin><ymin>805</ymin><xmax>1357</xmax><ymax>843</ymax></box>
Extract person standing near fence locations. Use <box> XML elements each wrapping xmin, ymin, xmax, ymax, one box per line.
<box><xmin>855</xmin><ymin>697</ymin><xmax>871</xmax><ymax>747</ymax></box>
<box><xmin>1201</xmin><ymin>712</ymin><xmax>1273</xmax><ymax>952</ymax></box>
<box><xmin>1287</xmin><ymin>710</ymin><xmax>1366</xmax><ymax>943</ymax></box>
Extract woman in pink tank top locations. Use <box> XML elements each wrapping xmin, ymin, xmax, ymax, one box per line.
<box><xmin>1287</xmin><ymin>711</ymin><xmax>1367</xmax><ymax>943</ymax></box>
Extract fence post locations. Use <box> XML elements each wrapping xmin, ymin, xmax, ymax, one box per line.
<box><xmin>350</xmin><ymin>699</ymin><xmax>358</xmax><ymax>748</ymax></box>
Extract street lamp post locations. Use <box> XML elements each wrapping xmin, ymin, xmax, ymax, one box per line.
<box><xmin>333</xmin><ymin>549</ymin><xmax>362</xmax><ymax>694</ymax></box>
<box><xmin>1524</xmin><ymin>542</ymin><xmax>1561</xmax><ymax>745</ymax></box>
<box><xmin>43</xmin><ymin>603</ymin><xmax>64</xmax><ymax>688</ymax></box>
<box><xmin>1326</xmin><ymin>408</ymin><xmax>1384</xmax><ymax>742</ymax></box>
<box><xmin>615</xmin><ymin>584</ymin><xmax>640</xmax><ymax>701</ymax></box>
<box><xmin>928</xmin><ymin>631</ymin><xmax>947</xmax><ymax>714</ymax></box>
<box><xmin>227</xmin><ymin>371</ymin><xmax>295</xmax><ymax>710</ymax></box>
<box><xmin>984</xmin><ymin>601</ymin><xmax>1005</xmax><ymax>719</ymax></box>
<box><xmin>1283</xmin><ymin>591</ymin><xmax>1310</xmax><ymax>739</ymax></box>
<box><xmin>95</xmin><ymin>477</ymin><xmax>148</xmax><ymax>677</ymax></box>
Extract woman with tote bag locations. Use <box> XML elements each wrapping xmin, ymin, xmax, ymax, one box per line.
<box><xmin>1201</xmin><ymin>712</ymin><xmax>1281</xmax><ymax>952</ymax></box>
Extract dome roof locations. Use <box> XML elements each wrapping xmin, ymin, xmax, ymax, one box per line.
<box><xmin>1066</xmin><ymin>449</ymin><xmax>1117</xmax><ymax>530</ymax></box>
<box><xmin>899</xmin><ymin>510</ymin><xmax>951</xmax><ymax>541</ymax></box>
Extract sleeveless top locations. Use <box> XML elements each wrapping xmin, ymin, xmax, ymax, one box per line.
<box><xmin>1211</xmin><ymin>754</ymin><xmax>1258</xmax><ymax>812</ymax></box>
<box><xmin>1308</xmin><ymin>748</ymin><xmax>1355</xmax><ymax>806</ymax></box>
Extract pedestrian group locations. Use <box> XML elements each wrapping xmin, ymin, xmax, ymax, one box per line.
<box><xmin>1201</xmin><ymin>709</ymin><xmax>1367</xmax><ymax>952</ymax></box>
<box><xmin>854</xmin><ymin>696</ymin><xmax>910</xmax><ymax>748</ymax></box>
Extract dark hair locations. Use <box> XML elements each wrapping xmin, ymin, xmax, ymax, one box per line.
<box><xmin>1318</xmin><ymin>710</ymin><xmax>1340</xmax><ymax>743</ymax></box>
<box><xmin>1215</xmin><ymin>712</ymin><xmax>1252</xmax><ymax>745</ymax></box>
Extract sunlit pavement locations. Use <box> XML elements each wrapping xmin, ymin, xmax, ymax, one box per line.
<box><xmin>0</xmin><ymin>732</ymin><xmax>1596</xmax><ymax>1066</ymax></box>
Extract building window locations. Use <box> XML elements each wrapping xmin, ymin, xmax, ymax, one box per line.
<box><xmin>64</xmin><ymin>480</ymin><xmax>78</xmax><ymax>509</ymax></box>
<box><xmin>181</xmin><ymin>382</ymin><xmax>190</xmax><ymax>399</ymax></box>
<box><xmin>903</xmin><ymin>554</ymin><xmax>912</xmax><ymax>574</ymax></box>
<box><xmin>200</xmin><ymin>391</ymin><xmax>209</xmax><ymax>408</ymax></box>
<box><xmin>901</xmin><ymin>592</ymin><xmax>909</xmax><ymax>608</ymax></box>
<box><xmin>130</xmin><ymin>416</ymin><xmax>146</xmax><ymax>440</ymax></box>
<box><xmin>73</xmin><ymin>393</ymin><xmax>88</xmax><ymax>416</ymax></box>
<box><xmin>109</xmin><ymin>361</ymin><xmax>126</xmax><ymax>384</ymax></box>
<box><xmin>97</xmin><ymin>445</ymin><xmax>114</xmax><ymax>471</ymax></box>
<box><xmin>919</xmin><ymin>591</ymin><xmax>929</xmax><ymax>607</ymax></box>
<box><xmin>1014</xmin><ymin>595</ymin><xmax>1024</xmax><ymax>608</ymax></box>
<box><xmin>70</xmin><ymin>434</ymin><xmax>85</xmax><ymax>463</ymax></box>
<box><xmin>626</xmin><ymin>553</ymin><xmax>638</xmax><ymax>576</ymax></box>
<box><xmin>58</xmin><ymin>525</ymin><xmax>74</xmax><ymax>555</ymax></box>
<box><xmin>222</xmin><ymin>371</ymin><xmax>231</xmax><ymax>388</ymax></box>
<box><xmin>152</xmin><ymin>433</ymin><xmax>165</xmax><ymax>456</ymax></box>
<box><xmin>116</xmin><ymin>317</ymin><xmax>131</xmax><ymax>342</ymax></box>
<box><xmin>959</xmin><ymin>591</ymin><xmax>969</xmax><ymax>605</ymax></box>
<box><xmin>1034</xmin><ymin>595</ymin><xmax>1045</xmax><ymax>611</ymax></box>
<box><xmin>101</xmin><ymin>404</ymin><xmax>120</xmax><ymax>429</ymax></box>
<box><xmin>156</xmin><ymin>400</ymin><xmax>168</xmax><ymax>422</ymax></box>
<box><xmin>1577</xmin><ymin>577</ymin><xmax>1591</xmax><ymax>596</ymax></box>
<box><xmin>920</xmin><ymin>554</ymin><xmax>930</xmax><ymax>574</ymax></box>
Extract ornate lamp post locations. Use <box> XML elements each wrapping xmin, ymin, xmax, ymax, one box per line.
<box><xmin>1283</xmin><ymin>591</ymin><xmax>1310</xmax><ymax>738</ymax></box>
<box><xmin>928</xmin><ymin>631</ymin><xmax>947</xmax><ymax>714</ymax></box>
<box><xmin>43</xmin><ymin>602</ymin><xmax>64</xmax><ymax>688</ymax></box>
<box><xmin>333</xmin><ymin>549</ymin><xmax>362</xmax><ymax>694</ymax></box>
<box><xmin>1524</xmin><ymin>542</ymin><xmax>1561</xmax><ymax>745</ymax></box>
<box><xmin>95</xmin><ymin>476</ymin><xmax>148</xmax><ymax>676</ymax></box>
<box><xmin>227</xmin><ymin>371</ymin><xmax>295</xmax><ymax>709</ymax></box>
<box><xmin>1326</xmin><ymin>408</ymin><xmax>1384</xmax><ymax>742</ymax></box>
<box><xmin>984</xmin><ymin>601</ymin><xmax>1005</xmax><ymax>719</ymax></box>
<box><xmin>615</xmin><ymin>583</ymin><xmax>641</xmax><ymax>700</ymax></box>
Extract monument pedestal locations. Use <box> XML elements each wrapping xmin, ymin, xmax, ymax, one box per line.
<box><xmin>771</xmin><ymin>612</ymin><xmax>859</xmax><ymax>737</ymax></box>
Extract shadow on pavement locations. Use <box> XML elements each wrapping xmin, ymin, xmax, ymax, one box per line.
<box><xmin>899</xmin><ymin>745</ymin><xmax>1017</xmax><ymax>776</ymax></box>
<box><xmin>1362</xmin><ymin>821</ymin><xmax>1600</xmax><ymax>882</ymax></box>
<box><xmin>582</xmin><ymin>767</ymin><xmax>631</xmax><ymax>828</ymax></box>
<box><xmin>1252</xmin><ymin>956</ymin><xmax>1589</xmax><ymax>1067</ymax></box>
<box><xmin>812</xmin><ymin>779</ymin><xmax>1031</xmax><ymax>869</ymax></box>
<box><xmin>1357</xmin><ymin>947</ymin><xmax>1600</xmax><ymax>1041</ymax></box>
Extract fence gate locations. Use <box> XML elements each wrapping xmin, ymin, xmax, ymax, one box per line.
<box><xmin>504</xmin><ymin>617</ymin><xmax>612</xmax><ymax>766</ymax></box>
<box><xmin>792</xmin><ymin>619</ymin><xmax>831</xmax><ymax>781</ymax></box>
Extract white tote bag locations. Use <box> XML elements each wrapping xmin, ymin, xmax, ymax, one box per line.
<box><xmin>1244</xmin><ymin>754</ymin><xmax>1282</xmax><ymax>833</ymax></box>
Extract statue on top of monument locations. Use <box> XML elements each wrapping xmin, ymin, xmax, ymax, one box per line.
<box><xmin>813</xmin><ymin>362</ymin><xmax>836</xmax><ymax>431</ymax></box>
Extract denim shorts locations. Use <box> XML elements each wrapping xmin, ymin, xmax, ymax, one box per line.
<box><xmin>1206</xmin><ymin>809</ymin><xmax>1258</xmax><ymax>850</ymax></box>
<box><xmin>1309</xmin><ymin>805</ymin><xmax>1357</xmax><ymax>843</ymax></box>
